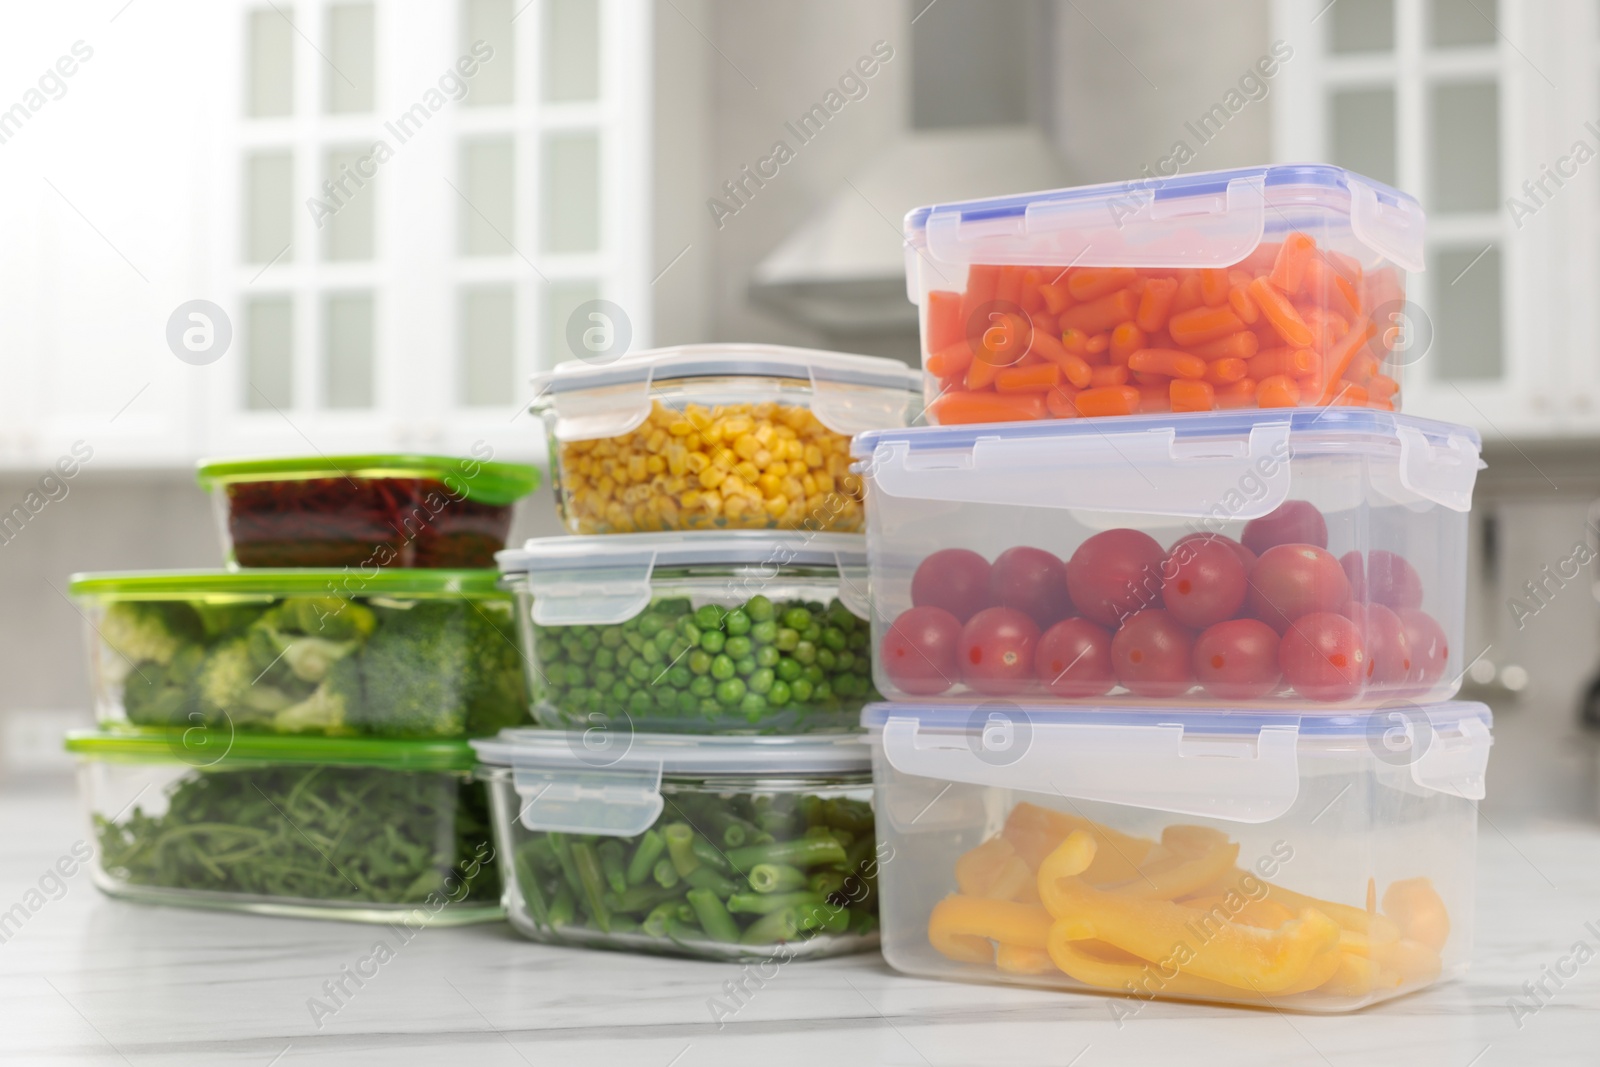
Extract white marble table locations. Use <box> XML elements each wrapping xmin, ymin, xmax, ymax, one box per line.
<box><xmin>3</xmin><ymin>777</ymin><xmax>1598</xmax><ymax>1067</ymax></box>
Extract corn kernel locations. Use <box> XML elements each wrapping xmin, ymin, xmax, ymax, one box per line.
<box><xmin>646</xmin><ymin>455</ymin><xmax>666</xmax><ymax>475</ymax></box>
<box><xmin>698</xmin><ymin>467</ymin><xmax>727</xmax><ymax>490</ymax></box>
<box><xmin>734</xmin><ymin>460</ymin><xmax>760</xmax><ymax>483</ymax></box>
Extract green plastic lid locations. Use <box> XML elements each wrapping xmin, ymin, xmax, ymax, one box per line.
<box><xmin>195</xmin><ymin>454</ymin><xmax>539</xmax><ymax>505</ymax></box>
<box><xmin>68</xmin><ymin>568</ymin><xmax>506</xmax><ymax>600</ymax></box>
<box><xmin>64</xmin><ymin>729</ymin><xmax>478</xmax><ymax>771</ymax></box>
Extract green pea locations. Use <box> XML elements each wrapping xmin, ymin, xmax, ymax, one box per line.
<box><xmin>782</xmin><ymin>608</ymin><xmax>813</xmax><ymax>631</ymax></box>
<box><xmin>680</xmin><ymin>620</ymin><xmax>702</xmax><ymax>643</ymax></box>
<box><xmin>735</xmin><ymin>657</ymin><xmax>757</xmax><ymax>677</ymax></box>
<box><xmin>750</xmin><ymin>620</ymin><xmax>778</xmax><ymax>645</ymax></box>
<box><xmin>813</xmin><ymin>681</ymin><xmax>833</xmax><ymax>701</ymax></box>
<box><xmin>816</xmin><ymin>648</ymin><xmax>837</xmax><ymax>671</ymax></box>
<box><xmin>801</xmin><ymin>624</ymin><xmax>822</xmax><ymax>644</ymax></box>
<box><xmin>625</xmin><ymin>632</ymin><xmax>646</xmax><ymax>653</ymax></box>
<box><xmin>746</xmin><ymin>595</ymin><xmax>775</xmax><ymax>622</ymax></box>
<box><xmin>740</xmin><ymin>693</ymin><xmax>768</xmax><ymax>719</ymax></box>
<box><xmin>725</xmin><ymin>635</ymin><xmax>752</xmax><ymax>660</ymax></box>
<box><xmin>639</xmin><ymin>613</ymin><xmax>666</xmax><ymax>638</ymax></box>
<box><xmin>767</xmin><ymin>679</ymin><xmax>792</xmax><ymax>706</ymax></box>
<box><xmin>835</xmin><ymin>650</ymin><xmax>856</xmax><ymax>672</ymax></box>
<box><xmin>833</xmin><ymin>674</ymin><xmax>856</xmax><ymax>697</ymax></box>
<box><xmin>694</xmin><ymin>604</ymin><xmax>725</xmax><ymax>631</ymax></box>
<box><xmin>688</xmin><ymin>650</ymin><xmax>713</xmax><ymax>675</ymax></box>
<box><xmin>715</xmin><ymin>678</ymin><xmax>747</xmax><ymax>705</ymax></box>
<box><xmin>802</xmin><ymin>664</ymin><xmax>824</xmax><ymax>685</ymax></box>
<box><xmin>567</xmin><ymin>644</ymin><xmax>593</xmax><ymax>665</ymax></box>
<box><xmin>774</xmin><ymin>628</ymin><xmax>799</xmax><ymax>652</ymax></box>
<box><xmin>700</xmin><ymin>698</ymin><xmax>722</xmax><ymax>716</ymax></box>
<box><xmin>793</xmin><ymin>641</ymin><xmax>817</xmax><ymax>666</ymax></box>
<box><xmin>667</xmin><ymin>637</ymin><xmax>692</xmax><ymax>661</ymax></box>
<box><xmin>628</xmin><ymin>690</ymin><xmax>653</xmax><ymax>714</ymax></box>
<box><xmin>592</xmin><ymin>647</ymin><xmax>616</xmax><ymax>670</ymax></box>
<box><xmin>725</xmin><ymin>609</ymin><xmax>752</xmax><ymax>637</ymax></box>
<box><xmin>821</xmin><ymin>627</ymin><xmax>847</xmax><ymax>651</ymax></box>
<box><xmin>700</xmin><ymin>630</ymin><xmax>727</xmax><ymax>655</ymax></box>
<box><xmin>790</xmin><ymin>678</ymin><xmax>814</xmax><ymax>703</ymax></box>
<box><xmin>667</xmin><ymin>665</ymin><xmax>692</xmax><ymax>689</ymax></box>
<box><xmin>848</xmin><ymin>630</ymin><xmax>868</xmax><ymax>651</ymax></box>
<box><xmin>776</xmin><ymin>657</ymin><xmax>802</xmax><ymax>682</ymax></box>
<box><xmin>755</xmin><ymin>645</ymin><xmax>780</xmax><ymax>669</ymax></box>
<box><xmin>615</xmin><ymin>646</ymin><xmax>636</xmax><ymax>667</ymax></box>
<box><xmin>654</xmin><ymin>628</ymin><xmax>677</xmax><ymax>652</ymax></box>
<box><xmin>654</xmin><ymin>687</ymin><xmax>679</xmax><ymax>710</ymax></box>
<box><xmin>748</xmin><ymin>668</ymin><xmax>775</xmax><ymax>695</ymax></box>
<box><xmin>592</xmin><ymin>670</ymin><xmax>617</xmax><ymax>692</ymax></box>
<box><xmin>564</xmin><ymin>663</ymin><xmax>587</xmax><ymax>687</ymax></box>
<box><xmin>690</xmin><ymin>675</ymin><xmax>715</xmax><ymax>698</ymax></box>
<box><xmin>600</xmin><ymin>628</ymin><xmax>625</xmax><ymax>649</ymax></box>
<box><xmin>677</xmin><ymin>690</ymin><xmax>699</xmax><ymax>715</ymax></box>
<box><xmin>711</xmin><ymin>654</ymin><xmax>735</xmax><ymax>681</ymax></box>
<box><xmin>610</xmin><ymin>681</ymin><xmax>631</xmax><ymax>703</ymax></box>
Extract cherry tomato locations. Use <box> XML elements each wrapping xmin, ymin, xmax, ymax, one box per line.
<box><xmin>1193</xmin><ymin>618</ymin><xmax>1281</xmax><ymax>700</ymax></box>
<box><xmin>1161</xmin><ymin>537</ymin><xmax>1248</xmax><ymax>629</ymax></box>
<box><xmin>1398</xmin><ymin>609</ymin><xmax>1449</xmax><ymax>687</ymax></box>
<box><xmin>1035</xmin><ymin>618</ymin><xmax>1114</xmax><ymax>698</ymax></box>
<box><xmin>1279</xmin><ymin>611</ymin><xmax>1366</xmax><ymax>701</ymax></box>
<box><xmin>1340</xmin><ymin>550</ymin><xmax>1424</xmax><ymax>611</ymax></box>
<box><xmin>989</xmin><ymin>546</ymin><xmax>1074</xmax><ymax>628</ymax></box>
<box><xmin>1169</xmin><ymin>531</ymin><xmax>1257</xmax><ymax>572</ymax></box>
<box><xmin>1066</xmin><ymin>529</ymin><xmax>1167</xmax><ymax>628</ymax></box>
<box><xmin>1247</xmin><ymin>544</ymin><xmax>1352</xmax><ymax>633</ymax></box>
<box><xmin>911</xmin><ymin>549</ymin><xmax>992</xmax><ymax>623</ymax></box>
<box><xmin>1342</xmin><ymin>602</ymin><xmax>1412</xmax><ymax>686</ymax></box>
<box><xmin>959</xmin><ymin>607</ymin><xmax>1041</xmax><ymax>696</ymax></box>
<box><xmin>880</xmin><ymin>606</ymin><xmax>963</xmax><ymax>696</ymax></box>
<box><xmin>1242</xmin><ymin>500</ymin><xmax>1328</xmax><ymax>555</ymax></box>
<box><xmin>1110</xmin><ymin>610</ymin><xmax>1195</xmax><ymax>698</ymax></box>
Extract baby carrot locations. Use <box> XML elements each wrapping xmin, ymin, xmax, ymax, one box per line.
<box><xmin>1060</xmin><ymin>328</ymin><xmax>1090</xmax><ymax>354</ymax></box>
<box><xmin>1084</xmin><ymin>332</ymin><xmax>1111</xmax><ymax>355</ymax></box>
<box><xmin>1038</xmin><ymin>283</ymin><xmax>1071</xmax><ymax>315</ymax></box>
<box><xmin>1170</xmin><ymin>379</ymin><xmax>1216</xmax><ymax>412</ymax></box>
<box><xmin>1242</xmin><ymin>242</ymin><xmax>1283</xmax><ymax>275</ymax></box>
<box><xmin>1168</xmin><ymin>305</ymin><xmax>1247</xmax><ymax>347</ymax></box>
<box><xmin>1139</xmin><ymin>383</ymin><xmax>1172</xmax><ymax>413</ymax></box>
<box><xmin>1128</xmin><ymin>348</ymin><xmax>1207</xmax><ymax>380</ymax></box>
<box><xmin>1032</xmin><ymin>311</ymin><xmax>1058</xmax><ymax>338</ymax></box>
<box><xmin>1073</xmin><ymin>385</ymin><xmax>1141</xmax><ymax>418</ymax></box>
<box><xmin>1199</xmin><ymin>268</ymin><xmax>1231</xmax><ymax>307</ymax></box>
<box><xmin>959</xmin><ymin>264</ymin><xmax>1002</xmax><ymax>330</ymax></box>
<box><xmin>1060</xmin><ymin>290</ymin><xmax>1138</xmax><ymax>334</ymax></box>
<box><xmin>1172</xmin><ymin>273</ymin><xmax>1205</xmax><ymax>313</ymax></box>
<box><xmin>1326</xmin><ymin>382</ymin><xmax>1370</xmax><ymax>406</ymax></box>
<box><xmin>1110</xmin><ymin>322</ymin><xmax>1146</xmax><ymax>364</ymax></box>
<box><xmin>1248</xmin><ymin>277</ymin><xmax>1314</xmax><ymax>347</ymax></box>
<box><xmin>1135</xmin><ymin>277</ymin><xmax>1179</xmax><ymax>332</ymax></box>
<box><xmin>1257</xmin><ymin>374</ymin><xmax>1302</xmax><ymax>408</ymax></box>
<box><xmin>1369</xmin><ymin>373</ymin><xmax>1400</xmax><ymax>401</ymax></box>
<box><xmin>1346</xmin><ymin>352</ymin><xmax>1380</xmax><ymax>384</ymax></box>
<box><xmin>1190</xmin><ymin>331</ymin><xmax>1259</xmax><ymax>361</ymax></box>
<box><xmin>1046</xmin><ymin>386</ymin><xmax>1080</xmax><ymax>418</ymax></box>
<box><xmin>1228</xmin><ymin>283</ymin><xmax>1260</xmax><ymax>325</ymax></box>
<box><xmin>1204</xmin><ymin>357</ymin><xmax>1249</xmax><ymax>385</ymax></box>
<box><xmin>1316</xmin><ymin>314</ymin><xmax>1371</xmax><ymax>404</ymax></box>
<box><xmin>930</xmin><ymin>390</ymin><xmax>1046</xmax><ymax>424</ymax></box>
<box><xmin>1090</xmin><ymin>365</ymin><xmax>1130</xmax><ymax>388</ymax></box>
<box><xmin>965</xmin><ymin>357</ymin><xmax>999</xmax><ymax>391</ymax></box>
<box><xmin>1020</xmin><ymin>269</ymin><xmax>1046</xmax><ymax>314</ymax></box>
<box><xmin>1067</xmin><ymin>267</ymin><xmax>1137</xmax><ymax>301</ymax></box>
<box><xmin>995</xmin><ymin>363</ymin><xmax>1062</xmax><ymax>393</ymax></box>
<box><xmin>926</xmin><ymin>290</ymin><xmax>964</xmax><ymax>354</ymax></box>
<box><xmin>995</xmin><ymin>265</ymin><xmax>1027</xmax><ymax>307</ymax></box>
<box><xmin>1326</xmin><ymin>250</ymin><xmax>1365</xmax><ymax>286</ymax></box>
<box><xmin>1059</xmin><ymin>352</ymin><xmax>1094</xmax><ymax>389</ymax></box>
<box><xmin>1248</xmin><ymin>347</ymin><xmax>1316</xmax><ymax>379</ymax></box>
<box><xmin>926</xmin><ymin>342</ymin><xmax>974</xmax><ymax>378</ymax></box>
<box><xmin>1215</xmin><ymin>379</ymin><xmax>1258</xmax><ymax>409</ymax></box>
<box><xmin>1269</xmin><ymin>232</ymin><xmax>1317</xmax><ymax>294</ymax></box>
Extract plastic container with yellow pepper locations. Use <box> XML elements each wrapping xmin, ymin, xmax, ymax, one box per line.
<box><xmin>530</xmin><ymin>345</ymin><xmax>921</xmax><ymax>535</ymax></box>
<box><xmin>863</xmin><ymin>700</ymin><xmax>1492</xmax><ymax>1011</ymax></box>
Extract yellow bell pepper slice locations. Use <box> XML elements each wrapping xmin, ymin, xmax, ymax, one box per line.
<box><xmin>928</xmin><ymin>894</ymin><xmax>1055</xmax><ymax>964</ymax></box>
<box><xmin>1000</xmin><ymin>803</ymin><xmax>1155</xmax><ymax>884</ymax></box>
<box><xmin>955</xmin><ymin>837</ymin><xmax>1038</xmax><ymax>903</ymax></box>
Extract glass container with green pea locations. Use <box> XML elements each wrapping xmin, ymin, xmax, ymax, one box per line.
<box><xmin>498</xmin><ymin>532</ymin><xmax>878</xmax><ymax>734</ymax></box>
<box><xmin>473</xmin><ymin>730</ymin><xmax>879</xmax><ymax>962</ymax></box>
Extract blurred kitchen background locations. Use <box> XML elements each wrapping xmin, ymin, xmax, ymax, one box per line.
<box><xmin>0</xmin><ymin>0</ymin><xmax>1595</xmax><ymax>819</ymax></box>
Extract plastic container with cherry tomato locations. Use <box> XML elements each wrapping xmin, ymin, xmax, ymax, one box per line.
<box><xmin>856</xmin><ymin>408</ymin><xmax>1481</xmax><ymax>707</ymax></box>
<box><xmin>903</xmin><ymin>165</ymin><xmax>1422</xmax><ymax>423</ymax></box>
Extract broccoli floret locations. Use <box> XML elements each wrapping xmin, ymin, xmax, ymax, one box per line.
<box><xmin>99</xmin><ymin>601</ymin><xmax>201</xmax><ymax>674</ymax></box>
<box><xmin>273</xmin><ymin>656</ymin><xmax>361</xmax><ymax>734</ymax></box>
<box><xmin>348</xmin><ymin>602</ymin><xmax>469</xmax><ymax>738</ymax></box>
<box><xmin>190</xmin><ymin>601</ymin><xmax>269</xmax><ymax>639</ymax></box>
<box><xmin>195</xmin><ymin>636</ymin><xmax>297</xmax><ymax>724</ymax></box>
<box><xmin>122</xmin><ymin>643</ymin><xmax>207</xmax><ymax>726</ymax></box>
<box><xmin>463</xmin><ymin>603</ymin><xmax>530</xmax><ymax>735</ymax></box>
<box><xmin>277</xmin><ymin>597</ymin><xmax>377</xmax><ymax>641</ymax></box>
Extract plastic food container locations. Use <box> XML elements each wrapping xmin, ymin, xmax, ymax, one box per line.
<box><xmin>498</xmin><ymin>531</ymin><xmax>877</xmax><ymax>733</ymax></box>
<box><xmin>66</xmin><ymin>730</ymin><xmax>502</xmax><ymax>924</ymax></box>
<box><xmin>473</xmin><ymin>728</ymin><xmax>879</xmax><ymax>960</ymax></box>
<box><xmin>863</xmin><ymin>700</ymin><xmax>1491</xmax><ymax>1011</ymax></box>
<box><xmin>196</xmin><ymin>454</ymin><xmax>539</xmax><ymax>568</ymax></box>
<box><xmin>70</xmin><ymin>569</ymin><xmax>528</xmax><ymax>739</ymax></box>
<box><xmin>855</xmin><ymin>409</ymin><xmax>1480</xmax><ymax>707</ymax></box>
<box><xmin>903</xmin><ymin>165</ymin><xmax>1424</xmax><ymax>423</ymax></box>
<box><xmin>530</xmin><ymin>344</ymin><xmax>921</xmax><ymax>534</ymax></box>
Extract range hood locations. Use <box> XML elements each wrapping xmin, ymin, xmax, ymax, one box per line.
<box><xmin>750</xmin><ymin>125</ymin><xmax>1072</xmax><ymax>333</ymax></box>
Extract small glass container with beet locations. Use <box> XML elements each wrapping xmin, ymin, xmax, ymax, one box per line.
<box><xmin>197</xmin><ymin>454</ymin><xmax>539</xmax><ymax>569</ymax></box>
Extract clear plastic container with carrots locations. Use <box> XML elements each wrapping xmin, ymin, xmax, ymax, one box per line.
<box><xmin>853</xmin><ymin>409</ymin><xmax>1481</xmax><ymax>708</ymax></box>
<box><xmin>863</xmin><ymin>700</ymin><xmax>1491</xmax><ymax>1011</ymax></box>
<box><xmin>903</xmin><ymin>165</ymin><xmax>1423</xmax><ymax>423</ymax></box>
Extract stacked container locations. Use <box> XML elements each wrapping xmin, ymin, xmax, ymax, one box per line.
<box><xmin>856</xmin><ymin>165</ymin><xmax>1493</xmax><ymax>1009</ymax></box>
<box><xmin>478</xmin><ymin>344</ymin><xmax>922</xmax><ymax>959</ymax></box>
<box><xmin>66</xmin><ymin>454</ymin><xmax>541</xmax><ymax>923</ymax></box>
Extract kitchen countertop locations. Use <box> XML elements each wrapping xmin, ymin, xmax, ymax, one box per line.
<box><xmin>3</xmin><ymin>778</ymin><xmax>1598</xmax><ymax>1067</ymax></box>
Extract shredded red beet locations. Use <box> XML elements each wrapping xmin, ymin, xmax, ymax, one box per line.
<box><xmin>225</xmin><ymin>477</ymin><xmax>513</xmax><ymax>568</ymax></box>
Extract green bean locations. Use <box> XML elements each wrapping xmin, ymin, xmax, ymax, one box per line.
<box><xmin>664</xmin><ymin>823</ymin><xmax>700</xmax><ymax>877</ymax></box>
<box><xmin>749</xmin><ymin>863</ymin><xmax>807</xmax><ymax>894</ymax></box>
<box><xmin>726</xmin><ymin>836</ymin><xmax>847</xmax><ymax>872</ymax></box>
<box><xmin>740</xmin><ymin>906</ymin><xmax>800</xmax><ymax>945</ymax></box>
<box><xmin>687</xmin><ymin>888</ymin><xmax>741</xmax><ymax>943</ymax></box>
<box><xmin>625</xmin><ymin>829</ymin><xmax>665</xmax><ymax>886</ymax></box>
<box><xmin>642</xmin><ymin>901</ymin><xmax>678</xmax><ymax>937</ymax></box>
<box><xmin>690</xmin><ymin>835</ymin><xmax>731</xmax><ymax>872</ymax></box>
<box><xmin>795</xmin><ymin>901</ymin><xmax>850</xmax><ymax>934</ymax></box>
<box><xmin>684</xmin><ymin>866</ymin><xmax>741</xmax><ymax>897</ymax></box>
<box><xmin>652</xmin><ymin>857</ymin><xmax>680</xmax><ymax>889</ymax></box>
<box><xmin>512</xmin><ymin>843</ymin><xmax>551</xmax><ymax>925</ymax></box>
<box><xmin>570</xmin><ymin>842</ymin><xmax>612</xmax><ymax>933</ymax></box>
<box><xmin>597</xmin><ymin>839</ymin><xmax>627</xmax><ymax>895</ymax></box>
<box><xmin>606</xmin><ymin>883</ymin><xmax>682</xmax><ymax>914</ymax></box>
<box><xmin>546</xmin><ymin>833</ymin><xmax>586</xmax><ymax>899</ymax></box>
<box><xmin>726</xmin><ymin>890</ymin><xmax>829</xmax><ymax>915</ymax></box>
<box><xmin>548</xmin><ymin>882</ymin><xmax>576</xmax><ymax>927</ymax></box>
<box><xmin>808</xmin><ymin>869</ymin><xmax>847</xmax><ymax>897</ymax></box>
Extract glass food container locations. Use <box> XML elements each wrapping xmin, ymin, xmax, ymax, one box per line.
<box><xmin>474</xmin><ymin>728</ymin><xmax>879</xmax><ymax>961</ymax></box>
<box><xmin>70</xmin><ymin>569</ymin><xmax>528</xmax><ymax>739</ymax></box>
<box><xmin>498</xmin><ymin>531</ymin><xmax>876</xmax><ymax>733</ymax></box>
<box><xmin>903</xmin><ymin>165</ymin><xmax>1424</xmax><ymax>422</ymax></box>
<box><xmin>66</xmin><ymin>730</ymin><xmax>502</xmax><ymax>924</ymax></box>
<box><xmin>530</xmin><ymin>344</ymin><xmax>921</xmax><ymax>534</ymax></box>
<box><xmin>864</xmin><ymin>700</ymin><xmax>1492</xmax><ymax>1011</ymax></box>
<box><xmin>855</xmin><ymin>409</ymin><xmax>1480</xmax><ymax>708</ymax></box>
<box><xmin>196</xmin><ymin>453</ymin><xmax>539</xmax><ymax>568</ymax></box>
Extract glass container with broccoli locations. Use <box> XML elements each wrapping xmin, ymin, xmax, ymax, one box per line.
<box><xmin>70</xmin><ymin>570</ymin><xmax>529</xmax><ymax>739</ymax></box>
<box><xmin>66</xmin><ymin>730</ymin><xmax>503</xmax><ymax>924</ymax></box>
<box><xmin>474</xmin><ymin>729</ymin><xmax>878</xmax><ymax>961</ymax></box>
<box><xmin>498</xmin><ymin>532</ymin><xmax>878</xmax><ymax>734</ymax></box>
